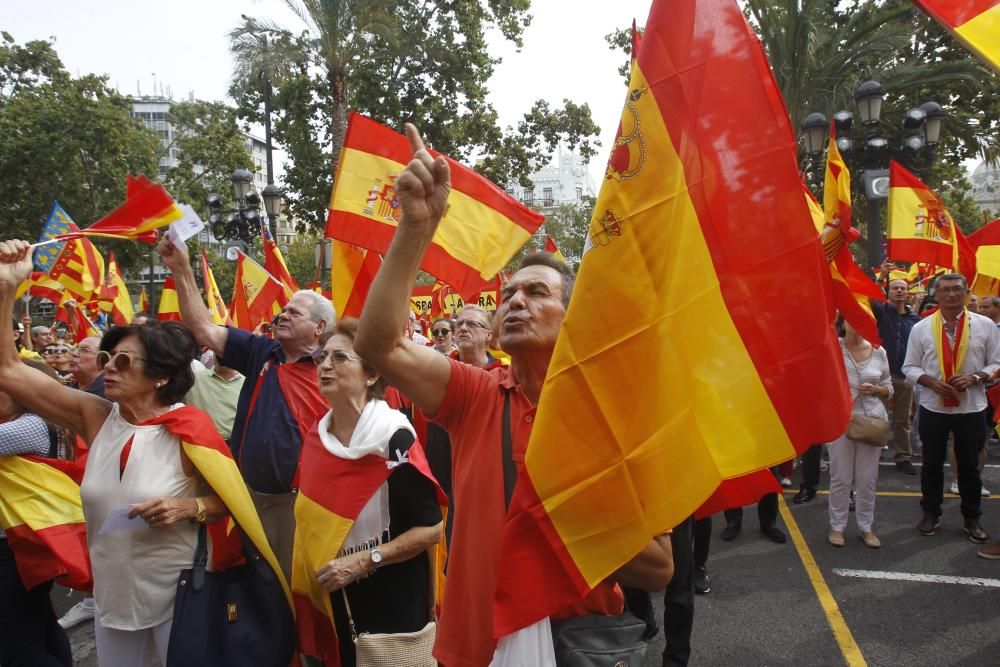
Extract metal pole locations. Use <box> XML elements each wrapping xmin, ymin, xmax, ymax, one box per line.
<box><xmin>866</xmin><ymin>198</ymin><xmax>882</xmax><ymax>272</ymax></box>
<box><xmin>262</xmin><ymin>35</ymin><xmax>277</xmax><ymax>242</ymax></box>
<box><xmin>148</xmin><ymin>248</ymin><xmax>156</xmax><ymax>313</ymax></box>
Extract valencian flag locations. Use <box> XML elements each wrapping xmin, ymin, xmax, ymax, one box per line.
<box><xmin>261</xmin><ymin>222</ymin><xmax>299</xmax><ymax>299</ymax></box>
<box><xmin>492</xmin><ymin>0</ymin><xmax>851</xmax><ymax>637</ymax></box>
<box><xmin>15</xmin><ymin>272</ymin><xmax>65</xmax><ymax>304</ymax></box>
<box><xmin>82</xmin><ymin>174</ymin><xmax>183</xmax><ymax>239</ymax></box>
<box><xmin>96</xmin><ymin>252</ymin><xmax>135</xmax><ymax>326</ymax></box>
<box><xmin>291</xmin><ymin>421</ymin><xmax>442</xmax><ymax>663</ymax></box>
<box><xmin>137</xmin><ymin>287</ymin><xmax>149</xmax><ymax>314</ymax></box>
<box><xmin>888</xmin><ymin>160</ymin><xmax>976</xmax><ymax>278</ymax></box>
<box><xmin>330</xmin><ymin>240</ymin><xmax>381</xmax><ymax>319</ymax></box>
<box><xmin>544</xmin><ymin>236</ymin><xmax>567</xmax><ymax>264</ymax></box>
<box><xmin>37</xmin><ymin>204</ymin><xmax>105</xmax><ymax>302</ymax></box>
<box><xmin>201</xmin><ymin>250</ymin><xmax>231</xmax><ymax>325</ymax></box>
<box><xmin>0</xmin><ymin>455</ymin><xmax>91</xmax><ymax>591</ymax></box>
<box><xmin>326</xmin><ymin>112</ymin><xmax>544</xmax><ymax>300</ymax></box>
<box><xmin>231</xmin><ymin>251</ymin><xmax>285</xmax><ymax>330</ymax></box>
<box><xmin>156</xmin><ymin>276</ymin><xmax>182</xmax><ymax>321</ymax></box>
<box><xmin>912</xmin><ymin>0</ymin><xmax>1000</xmax><ymax>74</ymax></box>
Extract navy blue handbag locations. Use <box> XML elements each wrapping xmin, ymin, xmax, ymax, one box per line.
<box><xmin>166</xmin><ymin>525</ymin><xmax>295</xmax><ymax>667</ymax></box>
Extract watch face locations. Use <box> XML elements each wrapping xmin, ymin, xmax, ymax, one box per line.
<box><xmin>370</xmin><ymin>549</ymin><xmax>383</xmax><ymax>564</ymax></box>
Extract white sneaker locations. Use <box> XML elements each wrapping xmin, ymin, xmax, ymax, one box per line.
<box><xmin>949</xmin><ymin>481</ymin><xmax>959</xmax><ymax>495</ymax></box>
<box><xmin>58</xmin><ymin>600</ymin><xmax>96</xmax><ymax>629</ymax></box>
<box><xmin>983</xmin><ymin>486</ymin><xmax>991</xmax><ymax>498</ymax></box>
<box><xmin>780</xmin><ymin>477</ymin><xmax>792</xmax><ymax>488</ymax></box>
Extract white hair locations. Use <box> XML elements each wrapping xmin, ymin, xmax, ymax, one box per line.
<box><xmin>292</xmin><ymin>290</ymin><xmax>336</xmax><ymax>329</ymax></box>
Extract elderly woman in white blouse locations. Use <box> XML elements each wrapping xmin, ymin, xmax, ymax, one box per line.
<box><xmin>829</xmin><ymin>319</ymin><xmax>893</xmax><ymax>549</ymax></box>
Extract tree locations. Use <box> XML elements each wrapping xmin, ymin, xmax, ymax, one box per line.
<box><xmin>540</xmin><ymin>196</ymin><xmax>596</xmax><ymax>270</ymax></box>
<box><xmin>229</xmin><ymin>1</ymin><xmax>601</xmax><ymax>229</ymax></box>
<box><xmin>161</xmin><ymin>100</ymin><xmax>253</xmax><ymax>211</ymax></box>
<box><xmin>0</xmin><ymin>34</ymin><xmax>159</xmax><ymax>265</ymax></box>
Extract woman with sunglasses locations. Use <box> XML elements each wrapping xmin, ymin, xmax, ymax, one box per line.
<box><xmin>294</xmin><ymin>317</ymin><xmax>442</xmax><ymax>666</ymax></box>
<box><xmin>42</xmin><ymin>343</ymin><xmax>74</xmax><ymax>383</ymax></box>
<box><xmin>0</xmin><ymin>239</ymin><xmax>288</xmax><ymax>667</ymax></box>
<box><xmin>429</xmin><ymin>317</ymin><xmax>456</xmax><ymax>355</ymax></box>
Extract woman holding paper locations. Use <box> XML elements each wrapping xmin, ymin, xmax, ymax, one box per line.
<box><xmin>0</xmin><ymin>239</ymin><xmax>285</xmax><ymax>667</ymax></box>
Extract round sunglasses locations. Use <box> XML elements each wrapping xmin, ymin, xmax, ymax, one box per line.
<box><xmin>96</xmin><ymin>350</ymin><xmax>147</xmax><ymax>372</ymax></box>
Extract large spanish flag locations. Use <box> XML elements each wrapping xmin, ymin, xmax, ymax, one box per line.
<box><xmin>493</xmin><ymin>0</ymin><xmax>851</xmax><ymax>636</ymax></box>
<box><xmin>912</xmin><ymin>0</ymin><xmax>1000</xmax><ymax>73</ymax></box>
<box><xmin>326</xmin><ymin>112</ymin><xmax>544</xmax><ymax>299</ymax></box>
<box><xmin>0</xmin><ymin>455</ymin><xmax>91</xmax><ymax>591</ymax></box>
<box><xmin>888</xmin><ymin>160</ymin><xmax>976</xmax><ymax>278</ymax></box>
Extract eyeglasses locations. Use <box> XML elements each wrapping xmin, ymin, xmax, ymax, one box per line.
<box><xmin>431</xmin><ymin>328</ymin><xmax>452</xmax><ymax>337</ymax></box>
<box><xmin>454</xmin><ymin>319</ymin><xmax>489</xmax><ymax>331</ymax></box>
<box><xmin>313</xmin><ymin>350</ymin><xmax>361</xmax><ymax>366</ymax></box>
<box><xmin>43</xmin><ymin>347</ymin><xmax>70</xmax><ymax>355</ymax></box>
<box><xmin>936</xmin><ymin>286</ymin><xmax>967</xmax><ymax>294</ymax></box>
<box><xmin>74</xmin><ymin>348</ymin><xmax>98</xmax><ymax>357</ymax></box>
<box><xmin>96</xmin><ymin>350</ymin><xmax>147</xmax><ymax>372</ymax></box>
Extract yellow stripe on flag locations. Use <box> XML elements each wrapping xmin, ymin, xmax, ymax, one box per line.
<box><xmin>532</xmin><ymin>64</ymin><xmax>794</xmax><ymax>585</ymax></box>
<box><xmin>330</xmin><ymin>148</ymin><xmax>534</xmax><ymax>279</ymax></box>
<box><xmin>955</xmin><ymin>4</ymin><xmax>1000</xmax><ymax>72</ymax></box>
<box><xmin>291</xmin><ymin>493</ymin><xmax>354</xmax><ymax>612</ymax></box>
<box><xmin>0</xmin><ymin>457</ymin><xmax>84</xmax><ymax>531</ymax></box>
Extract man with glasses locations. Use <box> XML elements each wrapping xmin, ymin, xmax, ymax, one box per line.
<box><xmin>156</xmin><ymin>238</ymin><xmax>334</xmax><ymax>579</ymax></box>
<box><xmin>69</xmin><ymin>336</ymin><xmax>104</xmax><ymax>396</ymax></box>
<box><xmin>873</xmin><ymin>273</ymin><xmax>922</xmax><ymax>475</ymax></box>
<box><xmin>453</xmin><ymin>305</ymin><xmax>498</xmax><ymax>369</ymax></box>
<box><xmin>903</xmin><ymin>273</ymin><xmax>1000</xmax><ymax>543</ymax></box>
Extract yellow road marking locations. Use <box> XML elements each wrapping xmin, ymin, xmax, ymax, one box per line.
<box><xmin>778</xmin><ymin>495</ymin><xmax>867</xmax><ymax>667</ymax></box>
<box><xmin>782</xmin><ymin>490</ymin><xmax>1000</xmax><ymax>500</ymax></box>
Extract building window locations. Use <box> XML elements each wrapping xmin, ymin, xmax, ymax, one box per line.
<box><xmin>524</xmin><ymin>189</ymin><xmax>534</xmax><ymax>206</ymax></box>
<box><xmin>576</xmin><ymin>186</ymin><xmax>583</xmax><ymax>200</ymax></box>
<box><xmin>543</xmin><ymin>188</ymin><xmax>553</xmax><ymax>207</ymax></box>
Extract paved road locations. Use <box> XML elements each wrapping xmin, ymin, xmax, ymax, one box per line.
<box><xmin>59</xmin><ymin>445</ymin><xmax>1000</xmax><ymax>666</ymax></box>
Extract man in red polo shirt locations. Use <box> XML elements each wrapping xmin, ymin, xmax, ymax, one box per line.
<box><xmin>356</xmin><ymin>125</ymin><xmax>673</xmax><ymax>667</ymax></box>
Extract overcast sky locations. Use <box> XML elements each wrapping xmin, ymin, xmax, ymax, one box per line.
<box><xmin>6</xmin><ymin>0</ymin><xmax>660</xmax><ymax>187</ymax></box>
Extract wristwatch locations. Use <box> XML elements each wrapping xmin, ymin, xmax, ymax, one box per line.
<box><xmin>369</xmin><ymin>547</ymin><xmax>384</xmax><ymax>570</ymax></box>
<box><xmin>194</xmin><ymin>497</ymin><xmax>208</xmax><ymax>524</ymax></box>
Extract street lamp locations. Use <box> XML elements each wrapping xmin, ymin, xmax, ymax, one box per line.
<box><xmin>241</xmin><ymin>13</ymin><xmax>279</xmax><ymax>241</ymax></box>
<box><xmin>800</xmin><ymin>79</ymin><xmax>945</xmax><ymax>271</ymax></box>
<box><xmin>262</xmin><ymin>183</ymin><xmax>283</xmax><ymax>231</ymax></box>
<box><xmin>205</xmin><ymin>168</ymin><xmax>275</xmax><ymax>246</ymax></box>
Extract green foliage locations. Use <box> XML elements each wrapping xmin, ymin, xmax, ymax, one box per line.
<box><xmin>162</xmin><ymin>101</ymin><xmax>253</xmax><ymax>211</ymax></box>
<box><xmin>283</xmin><ymin>234</ymin><xmax>324</xmax><ymax>289</ymax></box>
<box><xmin>541</xmin><ymin>196</ymin><xmax>595</xmax><ymax>270</ymax></box>
<box><xmin>0</xmin><ymin>34</ymin><xmax>159</xmax><ymax>267</ymax></box>
<box><xmin>229</xmin><ymin>1</ymin><xmax>601</xmax><ymax>230</ymax></box>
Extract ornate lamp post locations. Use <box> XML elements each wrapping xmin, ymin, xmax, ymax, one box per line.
<box><xmin>205</xmin><ymin>168</ymin><xmax>282</xmax><ymax>247</ymax></box>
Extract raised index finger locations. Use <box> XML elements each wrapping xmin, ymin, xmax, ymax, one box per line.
<box><xmin>405</xmin><ymin>123</ymin><xmax>427</xmax><ymax>156</ymax></box>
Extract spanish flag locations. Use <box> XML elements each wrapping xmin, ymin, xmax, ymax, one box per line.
<box><xmin>888</xmin><ymin>160</ymin><xmax>976</xmax><ymax>279</ymax></box>
<box><xmin>83</xmin><ymin>174</ymin><xmax>183</xmax><ymax>240</ymax></box>
<box><xmin>544</xmin><ymin>236</ymin><xmax>567</xmax><ymax>264</ymax></box>
<box><xmin>912</xmin><ymin>0</ymin><xmax>1000</xmax><ymax>74</ymax></box>
<box><xmin>330</xmin><ymin>239</ymin><xmax>381</xmax><ymax>319</ymax></box>
<box><xmin>230</xmin><ymin>251</ymin><xmax>286</xmax><ymax>330</ymax></box>
<box><xmin>493</xmin><ymin>0</ymin><xmax>851</xmax><ymax>636</ymax></box>
<box><xmin>201</xmin><ymin>250</ymin><xmax>231</xmax><ymax>326</ymax></box>
<box><xmin>292</xmin><ymin>421</ymin><xmax>441</xmax><ymax>663</ymax></box>
<box><xmin>261</xmin><ymin>222</ymin><xmax>299</xmax><ymax>299</ymax></box>
<box><xmin>326</xmin><ymin>112</ymin><xmax>544</xmax><ymax>299</ymax></box>
<box><xmin>156</xmin><ymin>276</ymin><xmax>182</xmax><ymax>321</ymax></box>
<box><xmin>97</xmin><ymin>252</ymin><xmax>135</xmax><ymax>326</ymax></box>
<box><xmin>67</xmin><ymin>306</ymin><xmax>101</xmax><ymax>343</ymax></box>
<box><xmin>137</xmin><ymin>286</ymin><xmax>149</xmax><ymax>314</ymax></box>
<box><xmin>0</xmin><ymin>455</ymin><xmax>91</xmax><ymax>591</ymax></box>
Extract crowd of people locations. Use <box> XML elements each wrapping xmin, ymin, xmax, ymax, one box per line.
<box><xmin>0</xmin><ymin>125</ymin><xmax>997</xmax><ymax>667</ymax></box>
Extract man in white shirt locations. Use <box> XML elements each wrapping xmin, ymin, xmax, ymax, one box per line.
<box><xmin>903</xmin><ymin>273</ymin><xmax>1000</xmax><ymax>543</ymax></box>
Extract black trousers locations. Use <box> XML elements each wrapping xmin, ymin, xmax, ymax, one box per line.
<box><xmin>0</xmin><ymin>540</ymin><xmax>72</xmax><ymax>667</ymax></box>
<box><xmin>723</xmin><ymin>492</ymin><xmax>778</xmax><ymax>528</ymax></box>
<box><xmin>917</xmin><ymin>407</ymin><xmax>985</xmax><ymax>518</ymax></box>
<box><xmin>799</xmin><ymin>444</ymin><xmax>823</xmax><ymax>491</ymax></box>
<box><xmin>692</xmin><ymin>516</ymin><xmax>711</xmax><ymax>568</ymax></box>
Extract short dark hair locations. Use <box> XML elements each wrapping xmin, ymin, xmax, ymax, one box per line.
<box><xmin>517</xmin><ymin>252</ymin><xmax>576</xmax><ymax>307</ymax></box>
<box><xmin>330</xmin><ymin>317</ymin><xmax>387</xmax><ymax>401</ymax></box>
<box><xmin>102</xmin><ymin>321</ymin><xmax>197</xmax><ymax>405</ymax></box>
<box><xmin>935</xmin><ymin>273</ymin><xmax>968</xmax><ymax>290</ymax></box>
<box><xmin>431</xmin><ymin>317</ymin><xmax>453</xmax><ymax>332</ymax></box>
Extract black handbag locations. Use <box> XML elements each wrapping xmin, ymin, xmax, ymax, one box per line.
<box><xmin>165</xmin><ymin>525</ymin><xmax>295</xmax><ymax>667</ymax></box>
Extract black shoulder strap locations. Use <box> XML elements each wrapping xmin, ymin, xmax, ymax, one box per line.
<box><xmin>501</xmin><ymin>390</ymin><xmax>517</xmax><ymax>510</ymax></box>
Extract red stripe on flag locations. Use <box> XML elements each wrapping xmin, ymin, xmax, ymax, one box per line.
<box><xmin>913</xmin><ymin>0</ymin><xmax>999</xmax><ymax>27</ymax></box>
<box><xmin>4</xmin><ymin>522</ymin><xmax>91</xmax><ymax>591</ymax></box>
<box><xmin>887</xmin><ymin>238</ymin><xmax>956</xmax><ymax>269</ymax></box>
<box><xmin>695</xmin><ymin>469</ymin><xmax>782</xmax><ymax>519</ymax></box>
